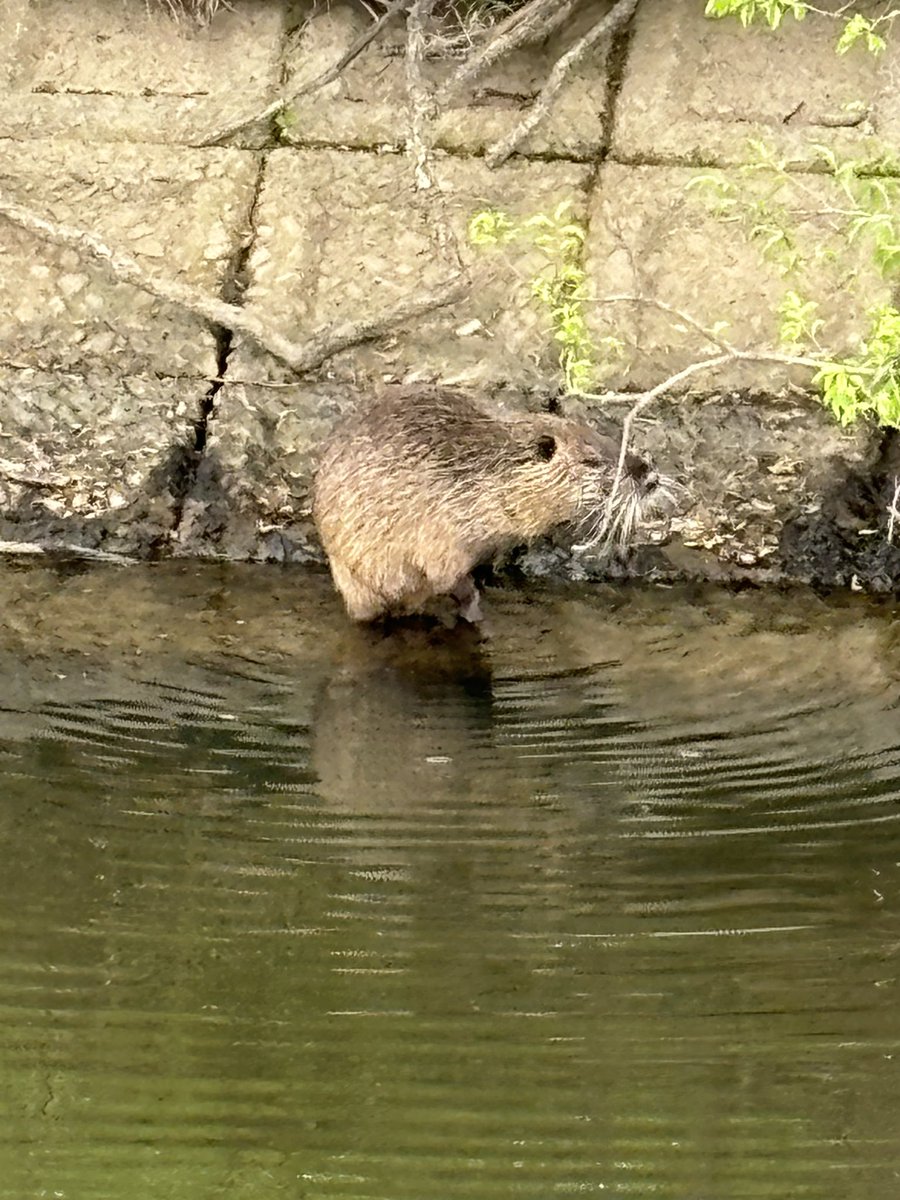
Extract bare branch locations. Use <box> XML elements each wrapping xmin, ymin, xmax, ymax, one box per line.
<box><xmin>199</xmin><ymin>0</ymin><xmax>413</xmax><ymax>146</ymax></box>
<box><xmin>579</xmin><ymin>343</ymin><xmax>832</xmax><ymax>548</ymax></box>
<box><xmin>591</xmin><ymin>293</ymin><xmax>739</xmax><ymax>354</ymax></box>
<box><xmin>286</xmin><ymin>280</ymin><xmax>469</xmax><ymax>374</ymax></box>
<box><xmin>438</xmin><ymin>0</ymin><xmax>580</xmax><ymax>101</ymax></box>
<box><xmin>888</xmin><ymin>477</ymin><xmax>900</xmax><ymax>545</ymax></box>
<box><xmin>0</xmin><ymin>191</ymin><xmax>467</xmax><ymax>376</ymax></box>
<box><xmin>0</xmin><ymin>539</ymin><xmax>137</xmax><ymax>564</ymax></box>
<box><xmin>406</xmin><ymin>0</ymin><xmax>437</xmax><ymax>190</ymax></box>
<box><xmin>484</xmin><ymin>0</ymin><xmax>640</xmax><ymax>168</ymax></box>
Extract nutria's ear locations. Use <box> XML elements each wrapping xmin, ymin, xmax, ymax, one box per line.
<box><xmin>534</xmin><ymin>434</ymin><xmax>557</xmax><ymax>461</ymax></box>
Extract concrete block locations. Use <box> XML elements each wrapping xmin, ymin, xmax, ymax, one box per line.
<box><xmin>0</xmin><ymin>366</ymin><xmax>203</xmax><ymax>555</ymax></box>
<box><xmin>232</xmin><ymin>147</ymin><xmax>592</xmax><ymax>389</ymax></box>
<box><xmin>0</xmin><ymin>140</ymin><xmax>260</xmax><ymax>374</ymax></box>
<box><xmin>173</xmin><ymin>379</ymin><xmax>349</xmax><ymax>562</ymax></box>
<box><xmin>0</xmin><ymin>0</ymin><xmax>288</xmax><ymax>144</ymax></box>
<box><xmin>613</xmin><ymin>0</ymin><xmax>900</xmax><ymax>167</ymax></box>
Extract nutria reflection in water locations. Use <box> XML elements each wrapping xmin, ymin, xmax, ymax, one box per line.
<box><xmin>313</xmin><ymin>389</ymin><xmax>674</xmax><ymax>624</ymax></box>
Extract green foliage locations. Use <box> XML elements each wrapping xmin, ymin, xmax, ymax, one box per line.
<box><xmin>467</xmin><ymin>202</ymin><xmax>599</xmax><ymax>393</ymax></box>
<box><xmin>813</xmin><ymin>146</ymin><xmax>900</xmax><ymax>275</ymax></box>
<box><xmin>273</xmin><ymin>106</ymin><xmax>297</xmax><ymax>138</ymax></box>
<box><xmin>685</xmin><ymin>150</ymin><xmax>800</xmax><ymax>274</ymax></box>
<box><xmin>705</xmin><ymin>0</ymin><xmax>894</xmax><ymax>54</ymax></box>
<box><xmin>815</xmin><ymin>306</ymin><xmax>900</xmax><ymax>428</ymax></box>
<box><xmin>704</xmin><ymin>0</ymin><xmax>806</xmax><ymax>30</ymax></box>
<box><xmin>691</xmin><ymin>141</ymin><xmax>900</xmax><ymax>427</ymax></box>
<box><xmin>836</xmin><ymin>13</ymin><xmax>887</xmax><ymax>55</ymax></box>
<box><xmin>778</xmin><ymin>290</ymin><xmax>822</xmax><ymax>346</ymax></box>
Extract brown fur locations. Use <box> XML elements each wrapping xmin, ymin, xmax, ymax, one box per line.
<box><xmin>313</xmin><ymin>389</ymin><xmax>647</xmax><ymax>622</ymax></box>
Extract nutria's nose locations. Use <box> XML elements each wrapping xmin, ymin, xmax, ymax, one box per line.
<box><xmin>625</xmin><ymin>454</ymin><xmax>658</xmax><ymax>491</ymax></box>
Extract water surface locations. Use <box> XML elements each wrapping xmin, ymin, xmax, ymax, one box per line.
<box><xmin>1</xmin><ymin>564</ymin><xmax>899</xmax><ymax>1199</ymax></box>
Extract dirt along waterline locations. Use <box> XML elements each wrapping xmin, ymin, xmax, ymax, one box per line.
<box><xmin>1</xmin><ymin>561</ymin><xmax>899</xmax><ymax>1199</ymax></box>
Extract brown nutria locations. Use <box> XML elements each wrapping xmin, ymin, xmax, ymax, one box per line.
<box><xmin>312</xmin><ymin>388</ymin><xmax>670</xmax><ymax>623</ymax></box>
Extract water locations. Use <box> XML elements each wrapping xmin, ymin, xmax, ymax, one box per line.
<box><xmin>1</xmin><ymin>562</ymin><xmax>899</xmax><ymax>1199</ymax></box>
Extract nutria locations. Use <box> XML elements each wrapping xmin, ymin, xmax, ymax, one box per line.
<box><xmin>313</xmin><ymin>388</ymin><xmax>670</xmax><ymax>623</ymax></box>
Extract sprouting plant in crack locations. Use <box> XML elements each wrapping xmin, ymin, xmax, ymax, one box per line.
<box><xmin>468</xmin><ymin>203</ymin><xmax>614</xmax><ymax>393</ymax></box>
<box><xmin>703</xmin><ymin>0</ymin><xmax>894</xmax><ymax>53</ymax></box>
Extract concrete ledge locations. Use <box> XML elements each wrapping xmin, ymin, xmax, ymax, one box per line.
<box><xmin>0</xmin><ymin>365</ymin><xmax>202</xmax><ymax>556</ymax></box>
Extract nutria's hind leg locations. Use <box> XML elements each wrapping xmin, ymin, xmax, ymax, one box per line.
<box><xmin>451</xmin><ymin>574</ymin><xmax>484</xmax><ymax>624</ymax></box>
<box><xmin>329</xmin><ymin>560</ymin><xmax>387</xmax><ymax>623</ymax></box>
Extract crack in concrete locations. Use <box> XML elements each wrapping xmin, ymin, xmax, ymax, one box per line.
<box><xmin>166</xmin><ymin>150</ymin><xmax>270</xmax><ymax>548</ymax></box>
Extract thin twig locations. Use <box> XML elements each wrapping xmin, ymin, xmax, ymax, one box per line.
<box><xmin>0</xmin><ymin>540</ymin><xmax>137</xmax><ymax>564</ymax></box>
<box><xmin>888</xmin><ymin>476</ymin><xmax>900</xmax><ymax>545</ymax></box>
<box><xmin>406</xmin><ymin>0</ymin><xmax>437</xmax><ymax>190</ymax></box>
<box><xmin>287</xmin><ymin>280</ymin><xmax>468</xmax><ymax>374</ymax></box>
<box><xmin>591</xmin><ymin>293</ymin><xmax>739</xmax><ymax>354</ymax></box>
<box><xmin>199</xmin><ymin>0</ymin><xmax>413</xmax><ymax>146</ymax></box>
<box><xmin>438</xmin><ymin>0</ymin><xmax>580</xmax><ymax>101</ymax></box>
<box><xmin>0</xmin><ymin>191</ymin><xmax>466</xmax><ymax>375</ymax></box>
<box><xmin>0</xmin><ymin>459</ymin><xmax>67</xmax><ymax>490</ymax></box>
<box><xmin>484</xmin><ymin>0</ymin><xmax>639</xmax><ymax>168</ymax></box>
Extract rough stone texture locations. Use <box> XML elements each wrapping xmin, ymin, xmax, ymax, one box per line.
<box><xmin>173</xmin><ymin>379</ymin><xmax>345</xmax><ymax>561</ymax></box>
<box><xmin>282</xmin><ymin>2</ymin><xmax>611</xmax><ymax>158</ymax></box>
<box><xmin>584</xmin><ymin>162</ymin><xmax>893</xmax><ymax>392</ymax></box>
<box><xmin>0</xmin><ymin>140</ymin><xmax>259</xmax><ymax>374</ymax></box>
<box><xmin>0</xmin><ymin>0</ymin><xmax>290</xmax><ymax>144</ymax></box>
<box><xmin>0</xmin><ymin>366</ymin><xmax>202</xmax><ymax>555</ymax></box>
<box><xmin>231</xmin><ymin>149</ymin><xmax>592</xmax><ymax>388</ymax></box>
<box><xmin>587</xmin><ymin>392</ymin><xmax>878</xmax><ymax>579</ymax></box>
<box><xmin>614</xmin><ymin>0</ymin><xmax>900</xmax><ymax>167</ymax></box>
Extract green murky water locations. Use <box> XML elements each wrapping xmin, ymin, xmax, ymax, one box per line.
<box><xmin>1</xmin><ymin>563</ymin><xmax>899</xmax><ymax>1199</ymax></box>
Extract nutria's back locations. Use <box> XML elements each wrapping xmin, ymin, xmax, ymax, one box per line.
<box><xmin>313</xmin><ymin>388</ymin><xmax>658</xmax><ymax>623</ymax></box>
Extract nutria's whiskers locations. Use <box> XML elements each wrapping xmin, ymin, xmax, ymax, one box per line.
<box><xmin>574</xmin><ymin>470</ymin><xmax>680</xmax><ymax>555</ymax></box>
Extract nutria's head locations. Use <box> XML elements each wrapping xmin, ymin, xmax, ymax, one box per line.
<box><xmin>504</xmin><ymin>414</ymin><xmax>676</xmax><ymax>553</ymax></box>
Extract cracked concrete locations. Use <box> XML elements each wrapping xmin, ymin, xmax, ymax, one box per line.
<box><xmin>1</xmin><ymin>0</ymin><xmax>899</xmax><ymax>589</ymax></box>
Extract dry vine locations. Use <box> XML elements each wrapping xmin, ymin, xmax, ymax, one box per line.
<box><xmin>485</xmin><ymin>0</ymin><xmax>640</xmax><ymax>167</ymax></box>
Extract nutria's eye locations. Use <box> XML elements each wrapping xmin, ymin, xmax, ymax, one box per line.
<box><xmin>535</xmin><ymin>435</ymin><xmax>557</xmax><ymax>462</ymax></box>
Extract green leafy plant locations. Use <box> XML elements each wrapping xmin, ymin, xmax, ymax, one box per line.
<box><xmin>704</xmin><ymin>0</ymin><xmax>806</xmax><ymax>31</ymax></box>
<box><xmin>778</xmin><ymin>290</ymin><xmax>823</xmax><ymax>347</ymax></box>
<box><xmin>468</xmin><ymin>202</ymin><xmax>599</xmax><ymax>392</ymax></box>
<box><xmin>815</xmin><ymin>306</ymin><xmax>900</xmax><ymax>428</ymax></box>
<box><xmin>836</xmin><ymin>13</ymin><xmax>888</xmax><ymax>55</ymax></box>
<box><xmin>689</xmin><ymin>141</ymin><xmax>900</xmax><ymax>426</ymax></box>
<box><xmin>704</xmin><ymin>0</ymin><xmax>894</xmax><ymax>53</ymax></box>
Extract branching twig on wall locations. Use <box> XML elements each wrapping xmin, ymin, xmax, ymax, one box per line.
<box><xmin>484</xmin><ymin>0</ymin><xmax>640</xmax><ymax>168</ymax></box>
<box><xmin>406</xmin><ymin>0</ymin><xmax>437</xmax><ymax>190</ymax></box>
<box><xmin>437</xmin><ymin>0</ymin><xmax>580</xmax><ymax>101</ymax></box>
<box><xmin>0</xmin><ymin>192</ymin><xmax>466</xmax><ymax>376</ymax></box>
<box><xmin>199</xmin><ymin>0</ymin><xmax>413</xmax><ymax>146</ymax></box>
